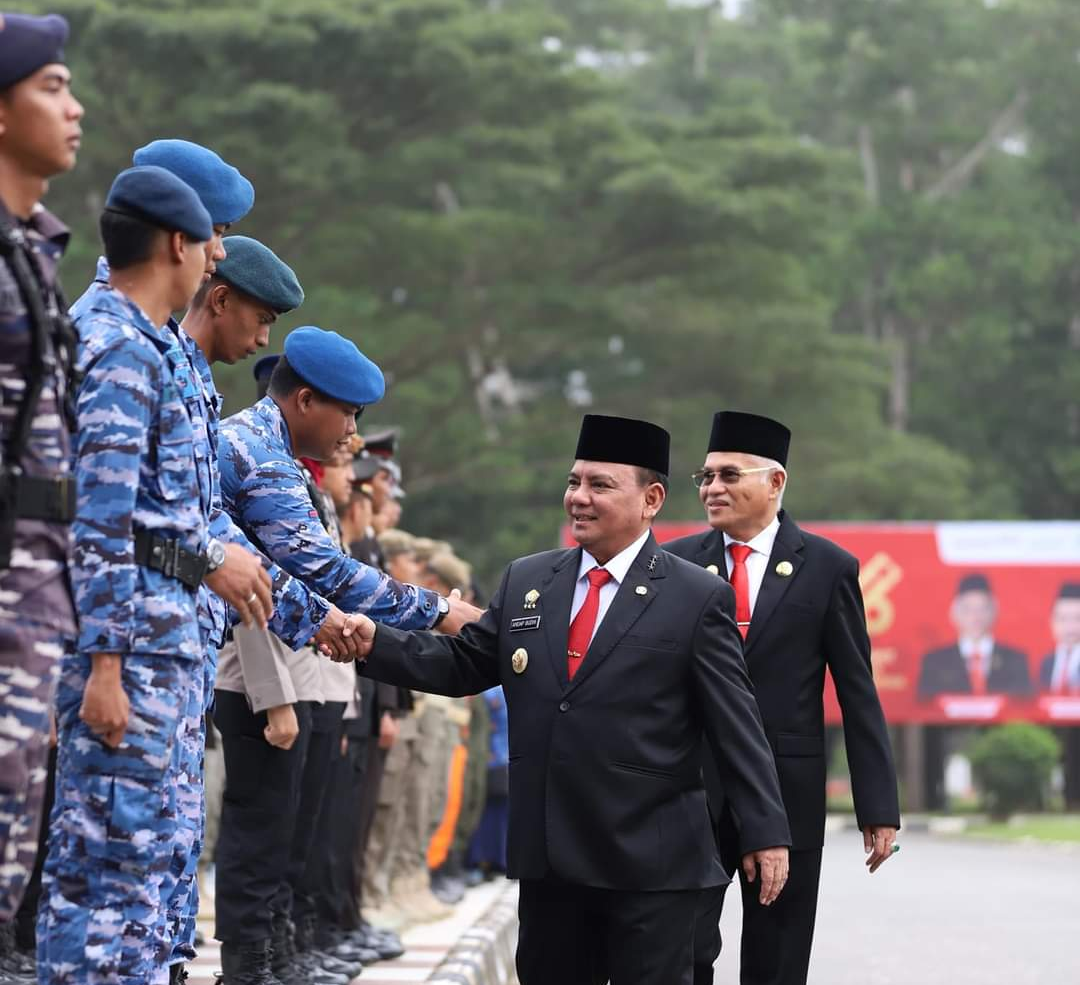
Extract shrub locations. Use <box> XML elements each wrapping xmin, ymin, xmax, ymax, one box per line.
<box><xmin>968</xmin><ymin>724</ymin><xmax>1060</xmax><ymax>820</ymax></box>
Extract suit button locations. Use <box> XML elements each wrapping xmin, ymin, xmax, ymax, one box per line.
<box><xmin>558</xmin><ymin>701</ymin><xmax>570</xmax><ymax>712</ymax></box>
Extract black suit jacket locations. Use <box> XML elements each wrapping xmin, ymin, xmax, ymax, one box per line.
<box><xmin>665</xmin><ymin>513</ymin><xmax>900</xmax><ymax>851</ymax></box>
<box><xmin>361</xmin><ymin>532</ymin><xmax>791</xmax><ymax>891</ymax></box>
<box><xmin>916</xmin><ymin>643</ymin><xmax>1032</xmax><ymax>698</ymax></box>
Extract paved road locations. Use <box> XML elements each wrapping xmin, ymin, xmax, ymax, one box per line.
<box><xmin>713</xmin><ymin>831</ymin><xmax>1080</xmax><ymax>985</ymax></box>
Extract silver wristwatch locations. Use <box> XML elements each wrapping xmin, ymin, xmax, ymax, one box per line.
<box><xmin>205</xmin><ymin>538</ymin><xmax>227</xmax><ymax>574</ymax></box>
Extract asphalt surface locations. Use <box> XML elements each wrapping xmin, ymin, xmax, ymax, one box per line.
<box><xmin>713</xmin><ymin>830</ymin><xmax>1080</xmax><ymax>985</ymax></box>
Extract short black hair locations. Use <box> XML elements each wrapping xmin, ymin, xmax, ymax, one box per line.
<box><xmin>100</xmin><ymin>208</ymin><xmax>201</xmax><ymax>271</ymax></box>
<box><xmin>636</xmin><ymin>467</ymin><xmax>669</xmax><ymax>493</ymax></box>
<box><xmin>268</xmin><ymin>355</ymin><xmax>333</xmax><ymax>403</ymax></box>
<box><xmin>99</xmin><ymin>209</ymin><xmax>161</xmax><ymax>271</ymax></box>
<box><xmin>190</xmin><ymin>272</ymin><xmax>226</xmax><ymax>310</ymax></box>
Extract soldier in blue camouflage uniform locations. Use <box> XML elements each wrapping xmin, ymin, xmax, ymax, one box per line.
<box><xmin>0</xmin><ymin>13</ymin><xmax>83</xmax><ymax>977</ymax></box>
<box><xmin>215</xmin><ymin>327</ymin><xmax>482</xmax><ymax>984</ymax></box>
<box><xmin>68</xmin><ymin>145</ymin><xmax>365</xmax><ymax>983</ymax></box>
<box><xmin>36</xmin><ymin>166</ymin><xmax>216</xmax><ymax>985</ymax></box>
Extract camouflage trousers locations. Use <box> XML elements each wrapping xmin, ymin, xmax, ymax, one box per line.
<box><xmin>0</xmin><ymin>617</ymin><xmax>63</xmax><ymax>920</ymax></box>
<box><xmin>161</xmin><ymin>649</ymin><xmax>213</xmax><ymax>966</ymax></box>
<box><xmin>37</xmin><ymin>652</ymin><xmax>198</xmax><ymax>985</ymax></box>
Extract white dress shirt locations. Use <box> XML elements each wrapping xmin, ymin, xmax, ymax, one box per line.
<box><xmin>570</xmin><ymin>529</ymin><xmax>651</xmax><ymax>648</ymax></box>
<box><xmin>722</xmin><ymin>516</ymin><xmax>781</xmax><ymax>616</ymax></box>
<box><xmin>959</xmin><ymin>635</ymin><xmax>994</xmax><ymax>681</ymax></box>
<box><xmin>1049</xmin><ymin>645</ymin><xmax>1080</xmax><ymax>692</ymax></box>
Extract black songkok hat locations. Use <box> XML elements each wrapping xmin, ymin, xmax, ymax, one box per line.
<box><xmin>1057</xmin><ymin>583</ymin><xmax>1080</xmax><ymax>601</ymax></box>
<box><xmin>708</xmin><ymin>411</ymin><xmax>791</xmax><ymax>466</ymax></box>
<box><xmin>956</xmin><ymin>573</ymin><xmax>992</xmax><ymax>596</ymax></box>
<box><xmin>574</xmin><ymin>414</ymin><xmax>670</xmax><ymax>476</ymax></box>
<box><xmin>0</xmin><ymin>13</ymin><xmax>68</xmax><ymax>91</ymax></box>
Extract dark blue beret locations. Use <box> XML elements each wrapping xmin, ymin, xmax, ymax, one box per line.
<box><xmin>216</xmin><ymin>236</ymin><xmax>303</xmax><ymax>313</ymax></box>
<box><xmin>105</xmin><ymin>165</ymin><xmax>213</xmax><ymax>242</ymax></box>
<box><xmin>0</xmin><ymin>13</ymin><xmax>68</xmax><ymax>90</ymax></box>
<box><xmin>284</xmin><ymin>327</ymin><xmax>385</xmax><ymax>408</ymax></box>
<box><xmin>133</xmin><ymin>139</ymin><xmax>254</xmax><ymax>226</ymax></box>
<box><xmin>252</xmin><ymin>353</ymin><xmax>280</xmax><ymax>382</ymax></box>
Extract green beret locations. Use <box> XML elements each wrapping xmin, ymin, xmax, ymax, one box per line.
<box><xmin>216</xmin><ymin>236</ymin><xmax>304</xmax><ymax>313</ymax></box>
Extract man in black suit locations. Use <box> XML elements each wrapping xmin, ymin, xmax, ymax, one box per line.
<box><xmin>664</xmin><ymin>411</ymin><xmax>899</xmax><ymax>985</ymax></box>
<box><xmin>1039</xmin><ymin>583</ymin><xmax>1080</xmax><ymax>693</ymax></box>
<box><xmin>917</xmin><ymin>573</ymin><xmax>1032</xmax><ymax>698</ymax></box>
<box><xmin>344</xmin><ymin>414</ymin><xmax>792</xmax><ymax>985</ymax></box>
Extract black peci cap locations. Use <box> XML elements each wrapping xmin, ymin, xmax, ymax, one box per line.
<box><xmin>708</xmin><ymin>411</ymin><xmax>791</xmax><ymax>467</ymax></box>
<box><xmin>574</xmin><ymin>414</ymin><xmax>670</xmax><ymax>476</ymax></box>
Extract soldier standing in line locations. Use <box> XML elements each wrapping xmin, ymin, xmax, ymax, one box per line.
<box><xmin>0</xmin><ymin>13</ymin><xmax>83</xmax><ymax>979</ymax></box>
<box><xmin>71</xmin><ymin>158</ymin><xmax>365</xmax><ymax>980</ymax></box>
<box><xmin>35</xmin><ymin>167</ymin><xmax>215</xmax><ymax>985</ymax></box>
<box><xmin>213</xmin><ymin>328</ymin><xmax>481</xmax><ymax>983</ymax></box>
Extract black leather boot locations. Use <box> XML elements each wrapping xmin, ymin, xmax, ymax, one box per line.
<box><xmin>217</xmin><ymin>939</ymin><xmax>284</xmax><ymax>985</ymax></box>
<box><xmin>169</xmin><ymin>963</ymin><xmax>189</xmax><ymax>985</ymax></box>
<box><xmin>272</xmin><ymin>916</ymin><xmax>348</xmax><ymax>985</ymax></box>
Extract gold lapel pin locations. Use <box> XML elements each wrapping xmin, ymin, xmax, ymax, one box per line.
<box><xmin>524</xmin><ymin>589</ymin><xmax>540</xmax><ymax>609</ymax></box>
<box><xmin>705</xmin><ymin>564</ymin><xmax>720</xmax><ymax>576</ymax></box>
<box><xmin>511</xmin><ymin>648</ymin><xmax>528</xmax><ymax>674</ymax></box>
<box><xmin>776</xmin><ymin>561</ymin><xmax>793</xmax><ymax>577</ymax></box>
<box><xmin>635</xmin><ymin>585</ymin><xmax>648</xmax><ymax>596</ymax></box>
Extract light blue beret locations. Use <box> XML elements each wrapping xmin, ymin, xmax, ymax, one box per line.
<box><xmin>284</xmin><ymin>327</ymin><xmax>386</xmax><ymax>408</ymax></box>
<box><xmin>216</xmin><ymin>236</ymin><xmax>303</xmax><ymax>313</ymax></box>
<box><xmin>105</xmin><ymin>166</ymin><xmax>212</xmax><ymax>242</ymax></box>
<box><xmin>133</xmin><ymin>139</ymin><xmax>254</xmax><ymax>225</ymax></box>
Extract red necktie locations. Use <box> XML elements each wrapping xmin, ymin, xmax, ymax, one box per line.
<box><xmin>567</xmin><ymin>568</ymin><xmax>612</xmax><ymax>680</ymax></box>
<box><xmin>969</xmin><ymin>645</ymin><xmax>987</xmax><ymax>695</ymax></box>
<box><xmin>729</xmin><ymin>544</ymin><xmax>752</xmax><ymax>640</ymax></box>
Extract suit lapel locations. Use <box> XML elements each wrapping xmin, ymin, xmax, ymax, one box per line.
<box><xmin>693</xmin><ymin>528</ymin><xmax>725</xmax><ymax>570</ymax></box>
<box><xmin>540</xmin><ymin>549</ymin><xmax>580</xmax><ymax>690</ymax></box>
<box><xmin>744</xmin><ymin>513</ymin><xmax>805</xmax><ymax>656</ymax></box>
<box><xmin>567</xmin><ymin>534</ymin><xmax>666</xmax><ymax>693</ymax></box>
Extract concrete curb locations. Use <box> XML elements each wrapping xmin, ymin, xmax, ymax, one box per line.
<box><xmin>426</xmin><ymin>882</ymin><xmax>519</xmax><ymax>985</ymax></box>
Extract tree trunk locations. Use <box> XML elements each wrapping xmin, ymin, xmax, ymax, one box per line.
<box><xmin>881</xmin><ymin>313</ymin><xmax>910</xmax><ymax>432</ymax></box>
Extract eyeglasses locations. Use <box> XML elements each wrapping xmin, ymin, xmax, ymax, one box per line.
<box><xmin>691</xmin><ymin>465</ymin><xmax>775</xmax><ymax>488</ymax></box>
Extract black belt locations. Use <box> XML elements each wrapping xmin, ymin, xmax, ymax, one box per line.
<box><xmin>133</xmin><ymin>529</ymin><xmax>208</xmax><ymax>590</ymax></box>
<box><xmin>1</xmin><ymin>471</ymin><xmax>76</xmax><ymax>523</ymax></box>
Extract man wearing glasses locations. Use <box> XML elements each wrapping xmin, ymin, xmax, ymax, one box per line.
<box><xmin>665</xmin><ymin>411</ymin><xmax>900</xmax><ymax>985</ymax></box>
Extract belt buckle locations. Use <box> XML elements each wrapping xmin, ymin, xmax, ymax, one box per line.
<box><xmin>152</xmin><ymin>536</ymin><xmax>182</xmax><ymax>579</ymax></box>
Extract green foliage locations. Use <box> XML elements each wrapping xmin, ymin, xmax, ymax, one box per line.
<box><xmin>10</xmin><ymin>0</ymin><xmax>1080</xmax><ymax>584</ymax></box>
<box><xmin>968</xmin><ymin>724</ymin><xmax>1061</xmax><ymax>821</ymax></box>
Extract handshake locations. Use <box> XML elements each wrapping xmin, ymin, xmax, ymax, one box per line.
<box><xmin>312</xmin><ymin>589</ymin><xmax>484</xmax><ymax>662</ymax></box>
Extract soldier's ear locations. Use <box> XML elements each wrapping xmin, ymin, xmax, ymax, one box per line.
<box><xmin>211</xmin><ymin>283</ymin><xmax>231</xmax><ymax>315</ymax></box>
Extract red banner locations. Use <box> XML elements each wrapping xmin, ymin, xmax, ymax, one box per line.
<box><xmin>563</xmin><ymin>521</ymin><xmax>1080</xmax><ymax>724</ymax></box>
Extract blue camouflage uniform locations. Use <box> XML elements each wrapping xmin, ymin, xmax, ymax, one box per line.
<box><xmin>0</xmin><ymin>198</ymin><xmax>75</xmax><ymax>922</ymax></box>
<box><xmin>37</xmin><ymin>280</ymin><xmax>210</xmax><ymax>985</ymax></box>
<box><xmin>219</xmin><ymin>396</ymin><xmax>440</xmax><ymax>631</ymax></box>
<box><xmin>69</xmin><ymin>259</ymin><xmax>331</xmax><ymax>967</ymax></box>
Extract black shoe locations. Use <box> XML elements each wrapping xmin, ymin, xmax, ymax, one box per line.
<box><xmin>313</xmin><ymin>925</ymin><xmax>377</xmax><ymax>965</ymax></box>
<box><xmin>430</xmin><ymin>870</ymin><xmax>465</xmax><ymax>905</ymax></box>
<box><xmin>272</xmin><ymin>916</ymin><xmax>349</xmax><ymax>985</ymax></box>
<box><xmin>308</xmin><ymin>948</ymin><xmax>363</xmax><ymax>979</ymax></box>
<box><xmin>218</xmin><ymin>939</ymin><xmax>284</xmax><ymax>985</ymax></box>
<box><xmin>347</xmin><ymin>926</ymin><xmax>403</xmax><ymax>960</ymax></box>
<box><xmin>169</xmin><ymin>965</ymin><xmax>189</xmax><ymax>985</ymax></box>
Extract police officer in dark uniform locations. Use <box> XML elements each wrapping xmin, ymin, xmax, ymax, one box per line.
<box><xmin>0</xmin><ymin>13</ymin><xmax>83</xmax><ymax>977</ymax></box>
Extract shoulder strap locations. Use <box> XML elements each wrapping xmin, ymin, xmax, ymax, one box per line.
<box><xmin>0</xmin><ymin>219</ymin><xmax>52</xmax><ymax>469</ymax></box>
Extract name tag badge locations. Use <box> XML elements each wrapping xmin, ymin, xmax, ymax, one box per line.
<box><xmin>509</xmin><ymin>616</ymin><xmax>541</xmax><ymax>633</ymax></box>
